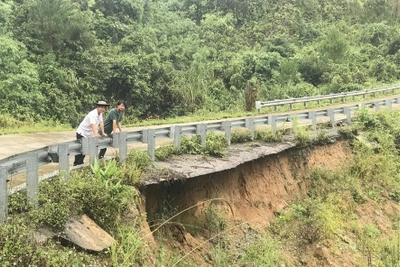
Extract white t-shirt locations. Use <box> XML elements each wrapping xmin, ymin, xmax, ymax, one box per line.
<box><xmin>77</xmin><ymin>108</ymin><xmax>103</xmax><ymax>138</ymax></box>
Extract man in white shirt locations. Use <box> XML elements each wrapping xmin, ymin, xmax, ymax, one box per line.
<box><xmin>73</xmin><ymin>100</ymin><xmax>110</xmax><ymax>166</ymax></box>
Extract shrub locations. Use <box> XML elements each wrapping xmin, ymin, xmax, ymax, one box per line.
<box><xmin>294</xmin><ymin>127</ymin><xmax>312</xmax><ymax>147</ymax></box>
<box><xmin>254</xmin><ymin>127</ymin><xmax>283</xmax><ymax>142</ymax></box>
<box><xmin>204</xmin><ymin>132</ymin><xmax>227</xmax><ymax>157</ymax></box>
<box><xmin>240</xmin><ymin>234</ymin><xmax>283</xmax><ymax>266</ymax></box>
<box><xmin>231</xmin><ymin>128</ymin><xmax>252</xmax><ymax>143</ymax></box>
<box><xmin>155</xmin><ymin>145</ymin><xmax>177</xmax><ymax>161</ymax></box>
<box><xmin>126</xmin><ymin>150</ymin><xmax>152</xmax><ymax>171</ymax></box>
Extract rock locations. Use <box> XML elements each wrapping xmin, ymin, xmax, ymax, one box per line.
<box><xmin>34</xmin><ymin>227</ymin><xmax>56</xmax><ymax>245</ymax></box>
<box><xmin>62</xmin><ymin>214</ymin><xmax>115</xmax><ymax>252</ymax></box>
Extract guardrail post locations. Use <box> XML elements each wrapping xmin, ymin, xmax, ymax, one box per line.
<box><xmin>274</xmin><ymin>105</ymin><xmax>278</xmax><ymax>112</ymax></box>
<box><xmin>169</xmin><ymin>126</ymin><xmax>175</xmax><ymax>139</ymax></box>
<box><xmin>385</xmin><ymin>99</ymin><xmax>392</xmax><ymax>110</ymax></box>
<box><xmin>255</xmin><ymin>101</ymin><xmax>261</xmax><ymax>112</ymax></box>
<box><xmin>0</xmin><ymin>167</ymin><xmax>7</xmax><ymax>223</ymax></box>
<box><xmin>291</xmin><ymin>114</ymin><xmax>298</xmax><ymax>134</ymax></box>
<box><xmin>268</xmin><ymin>115</ymin><xmax>277</xmax><ymax>133</ymax></box>
<box><xmin>317</xmin><ymin>100</ymin><xmax>321</xmax><ymax>105</ymax></box>
<box><xmin>58</xmin><ymin>144</ymin><xmax>70</xmax><ymax>180</ymax></box>
<box><xmin>396</xmin><ymin>98</ymin><xmax>400</xmax><ymax>105</ymax></box>
<box><xmin>88</xmin><ymin>137</ymin><xmax>98</xmax><ymax>165</ymax></box>
<box><xmin>245</xmin><ymin>118</ymin><xmax>255</xmax><ymax>138</ymax></box>
<box><xmin>343</xmin><ymin>107</ymin><xmax>351</xmax><ymax>124</ymax></box>
<box><xmin>27</xmin><ymin>152</ymin><xmax>39</xmax><ymax>207</ymax></box>
<box><xmin>222</xmin><ymin>121</ymin><xmax>232</xmax><ymax>145</ymax></box>
<box><xmin>308</xmin><ymin>111</ymin><xmax>317</xmax><ymax>131</ymax></box>
<box><xmin>304</xmin><ymin>102</ymin><xmax>308</xmax><ymax>107</ymax></box>
<box><xmin>341</xmin><ymin>97</ymin><xmax>345</xmax><ymax>103</ymax></box>
<box><xmin>290</xmin><ymin>103</ymin><xmax>294</xmax><ymax>109</ymax></box>
<box><xmin>112</xmin><ymin>132</ymin><xmax>119</xmax><ymax>148</ymax></box>
<box><xmin>147</xmin><ymin>129</ymin><xmax>156</xmax><ymax>161</ymax></box>
<box><xmin>374</xmin><ymin>101</ymin><xmax>380</xmax><ymax>111</ymax></box>
<box><xmin>196</xmin><ymin>124</ymin><xmax>207</xmax><ymax>147</ymax></box>
<box><xmin>327</xmin><ymin>109</ymin><xmax>335</xmax><ymax>127</ymax></box>
<box><xmin>174</xmin><ymin>126</ymin><xmax>182</xmax><ymax>150</ymax></box>
<box><xmin>82</xmin><ymin>137</ymin><xmax>90</xmax><ymax>155</ymax></box>
<box><xmin>330</xmin><ymin>98</ymin><xmax>334</xmax><ymax>104</ymax></box>
<box><xmin>119</xmin><ymin>132</ymin><xmax>128</xmax><ymax>163</ymax></box>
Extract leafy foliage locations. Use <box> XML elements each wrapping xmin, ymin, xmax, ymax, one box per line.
<box><xmin>1</xmin><ymin>0</ymin><xmax>400</xmax><ymax>127</ymax></box>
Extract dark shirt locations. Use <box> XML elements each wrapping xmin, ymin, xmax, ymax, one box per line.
<box><xmin>103</xmin><ymin>108</ymin><xmax>123</xmax><ymax>135</ymax></box>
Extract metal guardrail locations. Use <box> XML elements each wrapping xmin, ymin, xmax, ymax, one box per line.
<box><xmin>255</xmin><ymin>84</ymin><xmax>400</xmax><ymax>111</ymax></box>
<box><xmin>1</xmin><ymin>95</ymin><xmax>399</xmax><ymax>223</ymax></box>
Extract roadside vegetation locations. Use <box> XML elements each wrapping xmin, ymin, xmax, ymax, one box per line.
<box><xmin>3</xmin><ymin>109</ymin><xmax>400</xmax><ymax>266</ymax></box>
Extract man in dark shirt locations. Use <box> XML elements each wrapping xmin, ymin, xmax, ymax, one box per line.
<box><xmin>99</xmin><ymin>100</ymin><xmax>126</xmax><ymax>159</ymax></box>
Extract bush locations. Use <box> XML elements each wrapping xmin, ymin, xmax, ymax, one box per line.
<box><xmin>155</xmin><ymin>145</ymin><xmax>178</xmax><ymax>161</ymax></box>
<box><xmin>254</xmin><ymin>127</ymin><xmax>283</xmax><ymax>142</ymax></box>
<box><xmin>240</xmin><ymin>234</ymin><xmax>283</xmax><ymax>266</ymax></box>
<box><xmin>231</xmin><ymin>128</ymin><xmax>252</xmax><ymax>143</ymax></box>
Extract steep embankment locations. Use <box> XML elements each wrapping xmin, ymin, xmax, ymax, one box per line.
<box><xmin>140</xmin><ymin>140</ymin><xmax>357</xmax><ymax>266</ymax></box>
<box><xmin>143</xmin><ymin>141</ymin><xmax>351</xmax><ymax>227</ymax></box>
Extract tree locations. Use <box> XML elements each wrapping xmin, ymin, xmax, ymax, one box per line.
<box><xmin>0</xmin><ymin>35</ymin><xmax>45</xmax><ymax>121</ymax></box>
<box><xmin>14</xmin><ymin>0</ymin><xmax>95</xmax><ymax>57</ymax></box>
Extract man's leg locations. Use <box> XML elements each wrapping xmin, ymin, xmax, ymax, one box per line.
<box><xmin>99</xmin><ymin>148</ymin><xmax>107</xmax><ymax>159</ymax></box>
<box><xmin>73</xmin><ymin>133</ymin><xmax>86</xmax><ymax>166</ymax></box>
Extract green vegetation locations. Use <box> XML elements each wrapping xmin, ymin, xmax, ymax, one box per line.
<box><xmin>155</xmin><ymin>132</ymin><xmax>228</xmax><ymax>160</ymax></box>
<box><xmin>5</xmin><ymin>105</ymin><xmax>400</xmax><ymax>265</ymax></box>
<box><xmin>1</xmin><ymin>0</ymin><xmax>400</xmax><ymax>132</ymax></box>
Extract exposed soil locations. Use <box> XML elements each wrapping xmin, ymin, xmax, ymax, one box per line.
<box><xmin>139</xmin><ymin>140</ymin><xmax>380</xmax><ymax>266</ymax></box>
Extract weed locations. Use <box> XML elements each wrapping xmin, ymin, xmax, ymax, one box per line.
<box><xmin>29</xmin><ymin>177</ymin><xmax>73</xmax><ymax>230</ymax></box>
<box><xmin>156</xmin><ymin>145</ymin><xmax>178</xmax><ymax>161</ymax></box>
<box><xmin>353</xmin><ymin>224</ymin><xmax>381</xmax><ymax>266</ymax></box>
<box><xmin>121</xmin><ymin>162</ymin><xmax>142</xmax><ymax>186</ymax></box>
<box><xmin>207</xmin><ymin>243</ymin><xmax>233</xmax><ymax>267</ymax></box>
<box><xmin>179</xmin><ymin>133</ymin><xmax>227</xmax><ymax>157</ymax></box>
<box><xmin>272</xmin><ymin>197</ymin><xmax>343</xmax><ymax>245</ymax></box>
<box><xmin>126</xmin><ymin>150</ymin><xmax>152</xmax><ymax>171</ymax></box>
<box><xmin>206</xmin><ymin>205</ymin><xmax>227</xmax><ymax>235</ymax></box>
<box><xmin>315</xmin><ymin>129</ymin><xmax>331</xmax><ymax>144</ymax></box>
<box><xmin>110</xmin><ymin>224</ymin><xmax>147</xmax><ymax>266</ymax></box>
<box><xmin>239</xmin><ymin>233</ymin><xmax>283</xmax><ymax>266</ymax></box>
<box><xmin>204</xmin><ymin>132</ymin><xmax>227</xmax><ymax>157</ymax></box>
<box><xmin>294</xmin><ymin>126</ymin><xmax>312</xmax><ymax>147</ymax></box>
<box><xmin>254</xmin><ymin>127</ymin><xmax>283</xmax><ymax>142</ymax></box>
<box><xmin>180</xmin><ymin>135</ymin><xmax>203</xmax><ymax>155</ymax></box>
<box><xmin>231</xmin><ymin>128</ymin><xmax>252</xmax><ymax>143</ymax></box>
<box><xmin>8</xmin><ymin>191</ymin><xmax>28</xmax><ymax>214</ymax></box>
<box><xmin>338</xmin><ymin>124</ymin><xmax>357</xmax><ymax>139</ymax></box>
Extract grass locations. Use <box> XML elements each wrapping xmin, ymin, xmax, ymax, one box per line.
<box><xmin>6</xmin><ymin>101</ymin><xmax>400</xmax><ymax>266</ymax></box>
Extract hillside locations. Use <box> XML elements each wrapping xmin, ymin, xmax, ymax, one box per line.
<box><xmin>1</xmin><ymin>0</ymin><xmax>400</xmax><ymax>127</ymax></box>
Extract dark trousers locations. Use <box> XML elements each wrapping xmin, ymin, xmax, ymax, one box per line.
<box><xmin>73</xmin><ymin>133</ymin><xmax>85</xmax><ymax>166</ymax></box>
<box><xmin>99</xmin><ymin>148</ymin><xmax>107</xmax><ymax>159</ymax></box>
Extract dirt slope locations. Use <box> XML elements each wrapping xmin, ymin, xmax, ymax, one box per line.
<box><xmin>140</xmin><ymin>141</ymin><xmax>370</xmax><ymax>266</ymax></box>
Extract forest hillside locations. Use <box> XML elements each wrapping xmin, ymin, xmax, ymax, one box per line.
<box><xmin>1</xmin><ymin>0</ymin><xmax>400</xmax><ymax>126</ymax></box>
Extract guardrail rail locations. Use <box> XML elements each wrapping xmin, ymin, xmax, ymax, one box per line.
<box><xmin>1</xmin><ymin>91</ymin><xmax>399</xmax><ymax>222</ymax></box>
<box><xmin>255</xmin><ymin>84</ymin><xmax>400</xmax><ymax>111</ymax></box>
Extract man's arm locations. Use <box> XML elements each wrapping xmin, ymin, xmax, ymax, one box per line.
<box><xmin>118</xmin><ymin>121</ymin><xmax>122</xmax><ymax>132</ymax></box>
<box><xmin>99</xmin><ymin>121</ymin><xmax>106</xmax><ymax>136</ymax></box>
<box><xmin>112</xmin><ymin>120</ymin><xmax>118</xmax><ymax>133</ymax></box>
<box><xmin>92</xmin><ymin>124</ymin><xmax>100</xmax><ymax>137</ymax></box>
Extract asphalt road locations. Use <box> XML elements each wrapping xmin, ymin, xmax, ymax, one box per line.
<box><xmin>1</xmin><ymin>93</ymin><xmax>400</xmax><ymax>161</ymax></box>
